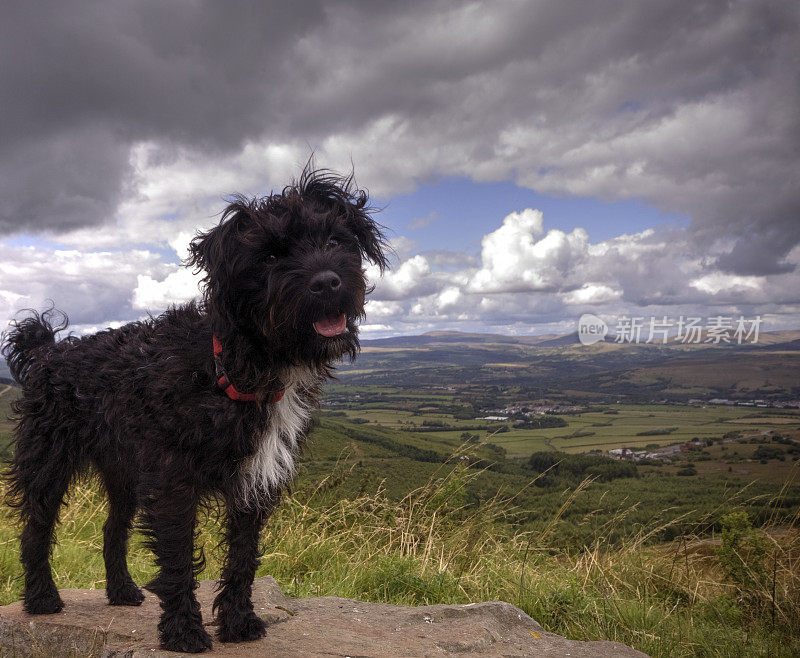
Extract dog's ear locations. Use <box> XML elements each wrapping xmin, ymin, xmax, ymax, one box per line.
<box><xmin>186</xmin><ymin>197</ymin><xmax>252</xmax><ymax>276</ymax></box>
<box><xmin>347</xmin><ymin>209</ymin><xmax>391</xmax><ymax>273</ymax></box>
<box><xmin>186</xmin><ymin>198</ymin><xmax>260</xmax><ymax>332</ymax></box>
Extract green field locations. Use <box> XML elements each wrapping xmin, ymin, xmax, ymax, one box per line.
<box><xmin>322</xmin><ymin>386</ymin><xmax>800</xmax><ymax>471</ymax></box>
<box><xmin>1</xmin><ymin>409</ymin><xmax>799</xmax><ymax>657</ymax></box>
<box><xmin>500</xmin><ymin>405</ymin><xmax>800</xmax><ymax>457</ymax></box>
<box><xmin>2</xmin><ymin>377</ymin><xmax>800</xmax><ymax>656</ymax></box>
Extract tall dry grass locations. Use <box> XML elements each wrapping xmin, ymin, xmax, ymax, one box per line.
<box><xmin>1</xmin><ymin>451</ymin><xmax>798</xmax><ymax>657</ymax></box>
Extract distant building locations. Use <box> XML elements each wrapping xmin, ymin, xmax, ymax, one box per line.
<box><xmin>609</xmin><ymin>447</ymin><xmax>645</xmax><ymax>461</ymax></box>
<box><xmin>679</xmin><ymin>441</ymin><xmax>706</xmax><ymax>452</ymax></box>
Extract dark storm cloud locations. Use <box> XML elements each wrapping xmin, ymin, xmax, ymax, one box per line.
<box><xmin>1</xmin><ymin>0</ymin><xmax>798</xmax><ymax>278</ymax></box>
<box><xmin>285</xmin><ymin>0</ymin><xmax>800</xmax><ymax>273</ymax></box>
<box><xmin>0</xmin><ymin>0</ymin><xmax>330</xmax><ymax>232</ymax></box>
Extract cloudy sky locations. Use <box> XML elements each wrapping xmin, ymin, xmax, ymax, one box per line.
<box><xmin>1</xmin><ymin>0</ymin><xmax>799</xmax><ymax>338</ymax></box>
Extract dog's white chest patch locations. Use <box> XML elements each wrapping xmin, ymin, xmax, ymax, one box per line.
<box><xmin>239</xmin><ymin>368</ymin><xmax>316</xmax><ymax>505</ymax></box>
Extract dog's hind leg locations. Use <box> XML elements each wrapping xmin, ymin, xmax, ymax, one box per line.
<box><xmin>212</xmin><ymin>491</ymin><xmax>279</xmax><ymax>643</ymax></box>
<box><xmin>139</xmin><ymin>469</ymin><xmax>213</xmax><ymax>653</ymax></box>
<box><xmin>99</xmin><ymin>468</ymin><xmax>144</xmax><ymax>606</ymax></box>
<box><xmin>8</xmin><ymin>428</ymin><xmax>75</xmax><ymax>614</ymax></box>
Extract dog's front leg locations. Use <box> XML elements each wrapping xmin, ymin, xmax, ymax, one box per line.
<box><xmin>213</xmin><ymin>491</ymin><xmax>279</xmax><ymax>643</ymax></box>
<box><xmin>140</xmin><ymin>473</ymin><xmax>213</xmax><ymax>653</ymax></box>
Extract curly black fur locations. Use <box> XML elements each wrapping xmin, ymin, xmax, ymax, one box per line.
<box><xmin>1</xmin><ymin>168</ymin><xmax>388</xmax><ymax>653</ymax></box>
<box><xmin>1</xmin><ymin>307</ymin><xmax>68</xmax><ymax>384</ymax></box>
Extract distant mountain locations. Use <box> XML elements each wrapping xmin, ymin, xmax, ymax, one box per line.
<box><xmin>530</xmin><ymin>332</ymin><xmax>586</xmax><ymax>347</ymax></box>
<box><xmin>362</xmin><ymin>330</ymin><xmax>566</xmax><ymax>348</ymax></box>
<box><xmin>744</xmin><ymin>330</ymin><xmax>800</xmax><ymax>346</ymax></box>
<box><xmin>347</xmin><ymin>328</ymin><xmax>800</xmax><ymax>402</ymax></box>
<box><xmin>361</xmin><ymin>329</ymin><xmax>800</xmax><ymax>351</ymax></box>
<box><xmin>361</xmin><ymin>331</ymin><xmax>513</xmax><ymax>347</ymax></box>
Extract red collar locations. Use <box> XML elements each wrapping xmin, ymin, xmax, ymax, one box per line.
<box><xmin>212</xmin><ymin>335</ymin><xmax>284</xmax><ymax>403</ymax></box>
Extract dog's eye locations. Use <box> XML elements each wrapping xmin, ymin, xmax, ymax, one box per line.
<box><xmin>325</xmin><ymin>238</ymin><xmax>339</xmax><ymax>250</ymax></box>
<box><xmin>265</xmin><ymin>253</ymin><xmax>277</xmax><ymax>262</ymax></box>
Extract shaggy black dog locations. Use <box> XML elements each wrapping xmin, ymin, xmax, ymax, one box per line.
<box><xmin>1</xmin><ymin>169</ymin><xmax>388</xmax><ymax>653</ymax></box>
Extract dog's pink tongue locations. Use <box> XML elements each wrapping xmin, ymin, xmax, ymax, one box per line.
<box><xmin>313</xmin><ymin>314</ymin><xmax>347</xmax><ymax>337</ymax></box>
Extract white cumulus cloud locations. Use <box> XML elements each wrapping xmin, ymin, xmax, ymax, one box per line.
<box><xmin>469</xmin><ymin>209</ymin><xmax>589</xmax><ymax>293</ymax></box>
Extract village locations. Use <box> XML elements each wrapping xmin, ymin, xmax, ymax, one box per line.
<box><xmin>604</xmin><ymin>440</ymin><xmax>708</xmax><ymax>463</ymax></box>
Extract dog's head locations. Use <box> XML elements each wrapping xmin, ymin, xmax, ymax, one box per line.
<box><xmin>187</xmin><ymin>168</ymin><xmax>389</xmax><ymax>366</ymax></box>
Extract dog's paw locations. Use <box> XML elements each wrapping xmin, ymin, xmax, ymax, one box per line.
<box><xmin>218</xmin><ymin>612</ymin><xmax>268</xmax><ymax>643</ymax></box>
<box><xmin>160</xmin><ymin>623</ymin><xmax>213</xmax><ymax>653</ymax></box>
<box><xmin>107</xmin><ymin>580</ymin><xmax>145</xmax><ymax>606</ymax></box>
<box><xmin>24</xmin><ymin>591</ymin><xmax>64</xmax><ymax>615</ymax></box>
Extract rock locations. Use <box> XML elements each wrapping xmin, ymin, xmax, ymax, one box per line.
<box><xmin>0</xmin><ymin>577</ymin><xmax>648</xmax><ymax>657</ymax></box>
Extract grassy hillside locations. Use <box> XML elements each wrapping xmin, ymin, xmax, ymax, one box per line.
<box><xmin>296</xmin><ymin>416</ymin><xmax>800</xmax><ymax>545</ymax></box>
<box><xmin>1</xmin><ymin>334</ymin><xmax>800</xmax><ymax>656</ymax></box>
<box><xmin>2</xmin><ymin>382</ymin><xmax>799</xmax><ymax>546</ymax></box>
<box><xmin>0</xmin><ymin>441</ymin><xmax>798</xmax><ymax>657</ymax></box>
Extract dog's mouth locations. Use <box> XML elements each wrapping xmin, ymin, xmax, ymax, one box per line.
<box><xmin>313</xmin><ymin>313</ymin><xmax>348</xmax><ymax>338</ymax></box>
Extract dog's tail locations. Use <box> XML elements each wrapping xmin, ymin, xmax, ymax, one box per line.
<box><xmin>1</xmin><ymin>307</ymin><xmax>67</xmax><ymax>385</ymax></box>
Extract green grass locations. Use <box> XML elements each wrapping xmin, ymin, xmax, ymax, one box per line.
<box><xmin>443</xmin><ymin>404</ymin><xmax>799</xmax><ymax>459</ymax></box>
<box><xmin>1</xmin><ymin>455</ymin><xmax>798</xmax><ymax>658</ymax></box>
<box><xmin>3</xmin><ymin>382</ymin><xmax>800</xmax><ymax>655</ymax></box>
<box><xmin>301</xmin><ymin>417</ymin><xmax>800</xmax><ymax>547</ymax></box>
<box><xmin>321</xmin><ymin>388</ymin><xmax>800</xmax><ymax>461</ymax></box>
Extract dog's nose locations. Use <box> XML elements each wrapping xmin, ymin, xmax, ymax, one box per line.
<box><xmin>309</xmin><ymin>270</ymin><xmax>341</xmax><ymax>295</ymax></box>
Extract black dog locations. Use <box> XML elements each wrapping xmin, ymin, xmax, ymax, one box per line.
<box><xmin>1</xmin><ymin>169</ymin><xmax>388</xmax><ymax>652</ymax></box>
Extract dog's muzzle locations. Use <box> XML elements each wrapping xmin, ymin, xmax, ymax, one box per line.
<box><xmin>308</xmin><ymin>270</ymin><xmax>347</xmax><ymax>337</ymax></box>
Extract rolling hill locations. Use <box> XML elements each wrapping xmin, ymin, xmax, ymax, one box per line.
<box><xmin>351</xmin><ymin>330</ymin><xmax>800</xmax><ymax>402</ymax></box>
